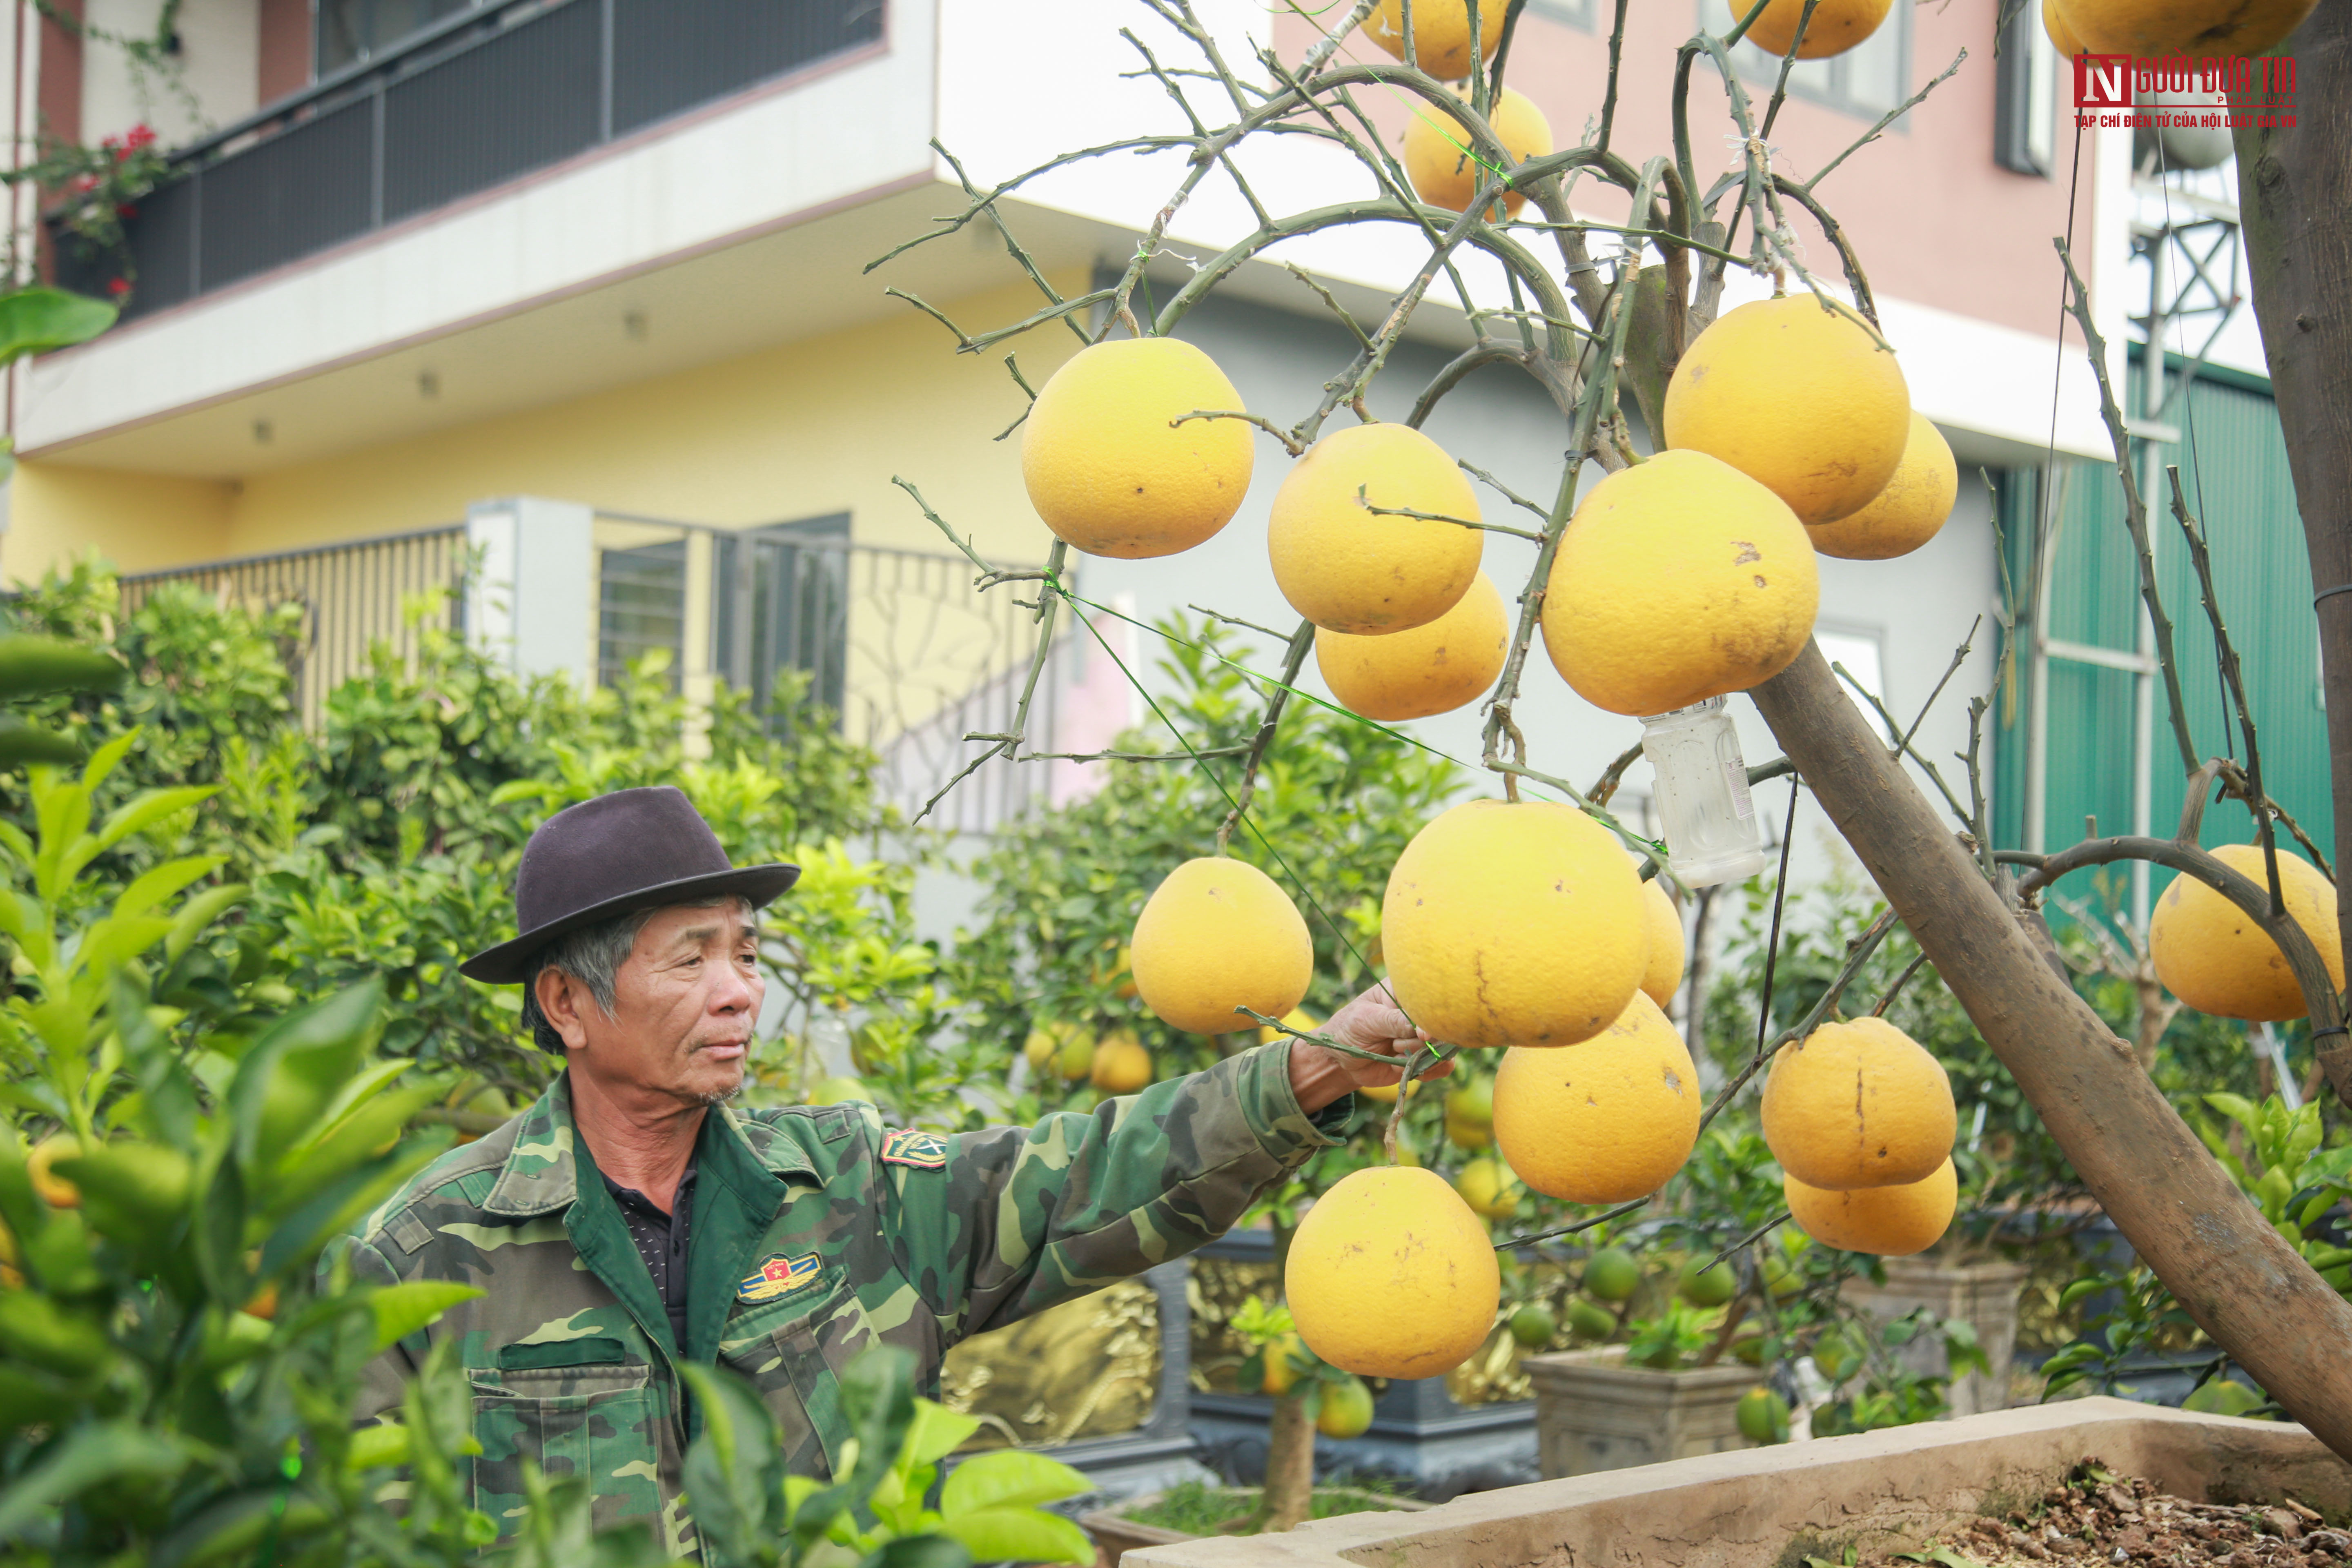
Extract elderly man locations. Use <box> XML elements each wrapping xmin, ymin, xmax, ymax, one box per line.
<box><xmin>336</xmin><ymin>786</ymin><xmax>1431</xmax><ymax>1554</ymax></box>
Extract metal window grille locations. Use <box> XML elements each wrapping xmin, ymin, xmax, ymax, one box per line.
<box><xmin>598</xmin><ymin>539</ymin><xmax>688</xmax><ymax>690</ymax></box>
<box><xmin>53</xmin><ymin>0</ymin><xmax>887</xmax><ymax>318</ymax></box>
<box><xmin>115</xmin><ymin>524</ymin><xmax>468</xmax><ymax>730</ymax></box>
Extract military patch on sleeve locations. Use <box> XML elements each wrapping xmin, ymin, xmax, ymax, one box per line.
<box><xmin>880</xmin><ymin>1128</ymin><xmax>949</xmax><ymax>1169</ymax></box>
<box><xmin>738</xmin><ymin>1252</ymin><xmax>824</xmax><ymax>1305</ymax></box>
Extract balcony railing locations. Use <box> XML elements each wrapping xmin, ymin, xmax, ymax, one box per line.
<box><xmin>117</xmin><ymin>516</ymin><xmax>1065</xmax><ymax>837</ymax></box>
<box><xmin>56</xmin><ymin>0</ymin><xmax>885</xmax><ymax>321</ymax></box>
<box><xmin>118</xmin><ymin>526</ymin><xmax>469</xmax><ymax>729</ymax></box>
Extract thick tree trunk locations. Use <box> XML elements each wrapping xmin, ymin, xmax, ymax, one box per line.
<box><xmin>2234</xmin><ymin>7</ymin><xmax>2352</xmax><ymax>976</ymax></box>
<box><xmin>1751</xmin><ymin>642</ymin><xmax>2352</xmax><ymax>1460</ymax></box>
<box><xmin>1260</xmin><ymin>1392</ymin><xmax>1315</xmax><ymax>1531</ymax></box>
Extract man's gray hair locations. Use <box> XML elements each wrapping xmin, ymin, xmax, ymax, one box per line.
<box><xmin>523</xmin><ymin>895</ymin><xmax>752</xmax><ymax>1052</ymax></box>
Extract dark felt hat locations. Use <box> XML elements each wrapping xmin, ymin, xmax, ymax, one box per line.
<box><xmin>459</xmin><ymin>786</ymin><xmax>799</xmax><ymax>984</ymax></box>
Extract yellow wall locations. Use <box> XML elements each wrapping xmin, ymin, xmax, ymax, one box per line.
<box><xmin>7</xmin><ymin>467</ymin><xmax>235</xmax><ymax>586</ymax></box>
<box><xmin>9</xmin><ymin>273</ymin><xmax>1090</xmax><ymax>586</ymax></box>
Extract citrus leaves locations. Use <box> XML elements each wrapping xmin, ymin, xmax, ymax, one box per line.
<box><xmin>678</xmin><ymin>1345</ymin><xmax>1092</xmax><ymax>1568</ymax></box>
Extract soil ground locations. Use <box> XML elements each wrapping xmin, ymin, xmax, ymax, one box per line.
<box><xmin>1850</xmin><ymin>1463</ymin><xmax>2347</xmax><ymax>1568</ymax></box>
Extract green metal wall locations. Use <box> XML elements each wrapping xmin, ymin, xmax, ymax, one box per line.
<box><xmin>1993</xmin><ymin>351</ymin><xmax>2330</xmax><ymax>913</ymax></box>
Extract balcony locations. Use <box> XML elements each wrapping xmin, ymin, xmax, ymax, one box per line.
<box><xmin>118</xmin><ymin>507</ymin><xmax>1066</xmax><ymax>836</ymax></box>
<box><xmin>54</xmin><ymin>0</ymin><xmax>885</xmax><ymax>322</ymax></box>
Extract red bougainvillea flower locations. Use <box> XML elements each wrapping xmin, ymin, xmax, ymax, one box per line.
<box><xmin>124</xmin><ymin>124</ymin><xmax>156</xmax><ymax>150</ymax></box>
<box><xmin>106</xmin><ymin>278</ymin><xmax>129</xmax><ymax>296</ymax></box>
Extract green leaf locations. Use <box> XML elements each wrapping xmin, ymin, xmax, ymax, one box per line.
<box><xmin>864</xmin><ymin>1536</ymin><xmax>976</xmax><ymax>1568</ymax></box>
<box><xmin>370</xmin><ymin>1280</ymin><xmax>486</xmax><ymax>1352</ymax></box>
<box><xmin>0</xmin><ymin>716</ymin><xmax>84</xmax><ymax>767</ymax></box>
<box><xmin>679</xmin><ymin>1362</ymin><xmax>786</xmax><ymax>1568</ymax></box>
<box><xmin>93</xmin><ymin>784</ymin><xmax>219</xmax><ymax>855</ymax></box>
<box><xmin>901</xmin><ymin>1399</ymin><xmax>984</xmax><ymax>1470</ymax></box>
<box><xmin>936</xmin><ymin>1508</ymin><xmax>1093</xmax><ymax>1565</ymax></box>
<box><xmin>114</xmin><ymin>854</ymin><xmax>227</xmax><ymax>921</ymax></box>
<box><xmin>165</xmin><ymin>883</ymin><xmax>247</xmax><ymax>962</ymax></box>
<box><xmin>227</xmin><ymin>978</ymin><xmax>383</xmax><ymax>1170</ymax></box>
<box><xmin>0</xmin><ymin>1420</ymin><xmax>187</xmax><ymax>1540</ymax></box>
<box><xmin>0</xmin><ymin>286</ymin><xmax>118</xmax><ymax>363</ymax></box>
<box><xmin>940</xmin><ymin>1450</ymin><xmax>1092</xmax><ymax>1516</ymax></box>
<box><xmin>346</xmin><ymin>1422</ymin><xmax>412</xmax><ymax>1471</ymax></box>
<box><xmin>0</xmin><ymin>635</ymin><xmax>124</xmax><ymax>699</ymax></box>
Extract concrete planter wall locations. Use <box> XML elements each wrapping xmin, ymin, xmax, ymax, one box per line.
<box><xmin>1525</xmin><ymin>1347</ymin><xmax>1758</xmax><ymax>1479</ymax></box>
<box><xmin>1080</xmin><ymin>1489</ymin><xmax>1428</xmax><ymax>1568</ymax></box>
<box><xmin>1123</xmin><ymin>1400</ymin><xmax>2352</xmax><ymax>1568</ymax></box>
<box><xmin>1847</xmin><ymin>1254</ymin><xmax>2032</xmax><ymax>1418</ymax></box>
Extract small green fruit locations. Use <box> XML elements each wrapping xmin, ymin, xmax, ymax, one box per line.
<box><xmin>1731</xmin><ymin>1330</ymin><xmax>1766</xmax><ymax>1366</ymax></box>
<box><xmin>1584</xmin><ymin>1247</ymin><xmax>1640</xmax><ymax>1303</ymax></box>
<box><xmin>1678</xmin><ymin>1255</ymin><xmax>1737</xmax><ymax>1307</ymax></box>
<box><xmin>1508</xmin><ymin>1305</ymin><xmax>1557</xmax><ymax>1349</ymax></box>
<box><xmin>1568</xmin><ymin>1299</ymin><xmax>1618</xmax><ymax>1341</ymax></box>
<box><xmin>1317</xmin><ymin>1375</ymin><xmax>1376</xmax><ymax>1438</ymax></box>
<box><xmin>1735</xmin><ymin>1386</ymin><xmax>1791</xmax><ymax>1443</ymax></box>
<box><xmin>1446</xmin><ymin>1077</ymin><xmax>1494</xmax><ymax>1128</ymax></box>
<box><xmin>2181</xmin><ymin>1378</ymin><xmax>2269</xmax><ymax>1419</ymax></box>
<box><xmin>1760</xmin><ymin>1251</ymin><xmax>1803</xmax><ymax>1300</ymax></box>
<box><xmin>1811</xmin><ymin>1329</ymin><xmax>1862</xmax><ymax>1383</ymax></box>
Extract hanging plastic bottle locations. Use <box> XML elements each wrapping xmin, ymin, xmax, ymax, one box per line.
<box><xmin>1639</xmin><ymin>697</ymin><xmax>1769</xmax><ymax>888</ymax></box>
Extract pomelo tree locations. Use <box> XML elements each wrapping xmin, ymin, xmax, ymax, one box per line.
<box><xmin>889</xmin><ymin>0</ymin><xmax>2352</xmax><ymax>1469</ymax></box>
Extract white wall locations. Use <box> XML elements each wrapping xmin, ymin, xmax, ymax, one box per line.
<box><xmin>80</xmin><ymin>0</ymin><xmax>257</xmax><ymax>148</ymax></box>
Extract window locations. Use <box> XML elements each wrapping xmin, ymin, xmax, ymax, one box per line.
<box><xmin>713</xmin><ymin>516</ymin><xmax>851</xmax><ymax>728</ymax></box>
<box><xmin>597</xmin><ymin>538</ymin><xmax>687</xmax><ymax>691</ymax></box>
<box><xmin>1526</xmin><ymin>0</ymin><xmax>1598</xmax><ymax>29</ymax></box>
<box><xmin>316</xmin><ymin>0</ymin><xmax>483</xmax><ymax>77</ymax></box>
<box><xmin>1698</xmin><ymin>0</ymin><xmax>1911</xmax><ymax>122</ymax></box>
<box><xmin>1993</xmin><ymin>0</ymin><xmax>2059</xmax><ymax>175</ymax></box>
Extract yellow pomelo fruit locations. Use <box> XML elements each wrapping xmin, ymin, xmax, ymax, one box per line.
<box><xmin>1286</xmin><ymin>1166</ymin><xmax>1500</xmax><ymax>1379</ymax></box>
<box><xmin>1383</xmin><ymin>799</ymin><xmax>1648</xmax><ymax>1049</ymax></box>
<box><xmin>1639</xmin><ymin>877</ymin><xmax>1685</xmax><ymax>1011</ymax></box>
<box><xmin>2043</xmin><ymin>0</ymin><xmax>2087</xmax><ymax>54</ymax></box>
<box><xmin>1744</xmin><ymin>0</ymin><xmax>1893</xmax><ymax>57</ymax></box>
<box><xmin>1023</xmin><ymin>1020</ymin><xmax>1085</xmax><ymax>1073</ymax></box>
<box><xmin>1260</xmin><ymin>1332</ymin><xmax>1307</xmax><ymax>1395</ymax></box>
<box><xmin>1090</xmin><ymin>1031</ymin><xmax>1155</xmax><ymax>1094</ymax></box>
<box><xmin>1054</xmin><ymin>1028</ymin><xmax>1096</xmax><ymax>1081</ymax></box>
<box><xmin>2149</xmin><ymin>843</ymin><xmax>2345</xmax><ymax>1023</ymax></box>
<box><xmin>1020</xmin><ymin>338</ymin><xmax>1254</xmax><ymax>559</ymax></box>
<box><xmin>1131</xmin><ymin>857</ymin><xmax>1313</xmax><ymax>1035</ymax></box>
<box><xmin>1364</xmin><ymin>0</ymin><xmax>1505</xmax><ymax>78</ymax></box>
<box><xmin>27</xmin><ymin>1136</ymin><xmax>80</xmax><ymax>1208</ymax></box>
<box><xmin>1664</xmin><ymin>294</ymin><xmax>1910</xmax><ymax>524</ymax></box>
<box><xmin>1318</xmin><ymin>570</ymin><xmax>1508</xmax><ymax>722</ymax></box>
<box><xmin>1268</xmin><ymin>423</ymin><xmax>1483</xmax><ymax>635</ymax></box>
<box><xmin>1805</xmin><ymin>412</ymin><xmax>1958</xmax><ymax>561</ymax></box>
<box><xmin>1257</xmin><ymin>1007</ymin><xmax>1320</xmax><ymax>1047</ymax></box>
<box><xmin>1454</xmin><ymin>1156</ymin><xmax>1520</xmax><ymax>1221</ymax></box>
<box><xmin>1317</xmin><ymin>1374</ymin><xmax>1376</xmax><ymax>1438</ymax></box>
<box><xmin>1786</xmin><ymin>1158</ymin><xmax>1957</xmax><ymax>1256</ymax></box>
<box><xmin>1403</xmin><ymin>88</ymin><xmax>1553</xmax><ymax>220</ymax></box>
<box><xmin>2055</xmin><ymin>0</ymin><xmax>2315</xmax><ymax>58</ymax></box>
<box><xmin>1359</xmin><ymin>1076</ymin><xmax>1421</xmax><ymax>1105</ymax></box>
<box><xmin>1539</xmin><ymin>449</ymin><xmax>1819</xmax><ymax>716</ymax></box>
<box><xmin>1445</xmin><ymin>1114</ymin><xmax>1493</xmax><ymax>1151</ymax></box>
<box><xmin>1492</xmin><ymin>992</ymin><xmax>1702</xmax><ymax>1203</ymax></box>
<box><xmin>1762</xmin><ymin>1016</ymin><xmax>1956</xmax><ymax>1191</ymax></box>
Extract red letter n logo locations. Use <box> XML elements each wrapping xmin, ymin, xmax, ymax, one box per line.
<box><xmin>2076</xmin><ymin>54</ymin><xmax>2132</xmax><ymax>108</ymax></box>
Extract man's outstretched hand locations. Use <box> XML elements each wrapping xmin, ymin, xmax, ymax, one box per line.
<box><xmin>1284</xmin><ymin>982</ymin><xmax>1454</xmax><ymax>1113</ymax></box>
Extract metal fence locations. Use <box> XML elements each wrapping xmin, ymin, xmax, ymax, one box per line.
<box><xmin>117</xmin><ymin>526</ymin><xmax>468</xmax><ymax>729</ymax></box>
<box><xmin>116</xmin><ymin>517</ymin><xmax>1065</xmax><ymax>836</ymax></box>
<box><xmin>56</xmin><ymin>0</ymin><xmax>886</xmax><ymax>318</ymax></box>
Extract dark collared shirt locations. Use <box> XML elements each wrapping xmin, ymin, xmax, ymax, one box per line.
<box><xmin>602</xmin><ymin>1161</ymin><xmax>697</xmax><ymax>1348</ymax></box>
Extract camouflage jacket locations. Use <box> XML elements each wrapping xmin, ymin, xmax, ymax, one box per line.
<box><xmin>332</xmin><ymin>1042</ymin><xmax>1347</xmax><ymax>1555</ymax></box>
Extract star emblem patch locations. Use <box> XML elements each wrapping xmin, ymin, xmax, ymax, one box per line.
<box><xmin>880</xmin><ymin>1128</ymin><xmax>949</xmax><ymax>1168</ymax></box>
<box><xmin>737</xmin><ymin>1252</ymin><xmax>824</xmax><ymax>1305</ymax></box>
